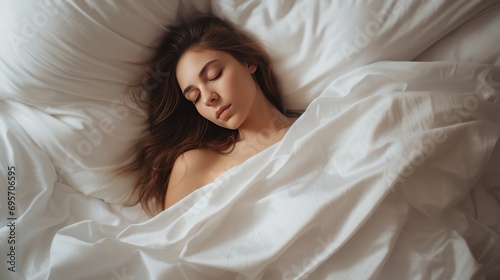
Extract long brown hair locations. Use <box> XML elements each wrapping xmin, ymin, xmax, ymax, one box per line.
<box><xmin>125</xmin><ymin>16</ymin><xmax>286</xmax><ymax>216</ymax></box>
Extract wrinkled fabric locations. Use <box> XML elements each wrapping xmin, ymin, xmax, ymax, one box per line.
<box><xmin>1</xmin><ymin>61</ymin><xmax>499</xmax><ymax>280</ymax></box>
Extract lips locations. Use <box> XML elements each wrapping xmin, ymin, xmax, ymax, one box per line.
<box><xmin>216</xmin><ymin>104</ymin><xmax>231</xmax><ymax>120</ymax></box>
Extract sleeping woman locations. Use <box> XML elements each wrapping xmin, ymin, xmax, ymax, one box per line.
<box><xmin>125</xmin><ymin>16</ymin><xmax>298</xmax><ymax>216</ymax></box>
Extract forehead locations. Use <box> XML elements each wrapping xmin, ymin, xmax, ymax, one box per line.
<box><xmin>176</xmin><ymin>49</ymin><xmax>229</xmax><ymax>82</ymax></box>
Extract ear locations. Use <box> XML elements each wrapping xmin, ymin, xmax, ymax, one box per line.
<box><xmin>247</xmin><ymin>62</ymin><xmax>257</xmax><ymax>74</ymax></box>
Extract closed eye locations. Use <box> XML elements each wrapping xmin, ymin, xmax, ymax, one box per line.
<box><xmin>184</xmin><ymin>89</ymin><xmax>200</xmax><ymax>105</ymax></box>
<box><xmin>192</xmin><ymin>92</ymin><xmax>201</xmax><ymax>105</ymax></box>
<box><xmin>191</xmin><ymin>70</ymin><xmax>222</xmax><ymax>105</ymax></box>
<box><xmin>209</xmin><ymin>70</ymin><xmax>222</xmax><ymax>81</ymax></box>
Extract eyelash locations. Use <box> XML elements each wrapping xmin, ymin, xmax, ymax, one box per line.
<box><xmin>192</xmin><ymin>70</ymin><xmax>222</xmax><ymax>105</ymax></box>
<box><xmin>210</xmin><ymin>70</ymin><xmax>222</xmax><ymax>81</ymax></box>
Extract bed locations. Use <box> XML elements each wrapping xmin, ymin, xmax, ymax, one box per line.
<box><xmin>1</xmin><ymin>0</ymin><xmax>499</xmax><ymax>279</ymax></box>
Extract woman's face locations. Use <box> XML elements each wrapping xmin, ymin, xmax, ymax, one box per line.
<box><xmin>176</xmin><ymin>48</ymin><xmax>258</xmax><ymax>130</ymax></box>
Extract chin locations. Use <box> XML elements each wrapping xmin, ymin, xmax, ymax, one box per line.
<box><xmin>219</xmin><ymin>120</ymin><xmax>241</xmax><ymax>131</ymax></box>
<box><xmin>222</xmin><ymin>124</ymin><xmax>239</xmax><ymax>131</ymax></box>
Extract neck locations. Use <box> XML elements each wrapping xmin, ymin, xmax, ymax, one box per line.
<box><xmin>237</xmin><ymin>91</ymin><xmax>295</xmax><ymax>142</ymax></box>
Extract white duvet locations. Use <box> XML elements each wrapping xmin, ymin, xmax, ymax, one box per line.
<box><xmin>1</xmin><ymin>61</ymin><xmax>499</xmax><ymax>279</ymax></box>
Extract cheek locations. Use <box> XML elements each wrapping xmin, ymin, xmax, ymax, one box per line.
<box><xmin>240</xmin><ymin>76</ymin><xmax>256</xmax><ymax>100</ymax></box>
<box><xmin>197</xmin><ymin>107</ymin><xmax>211</xmax><ymax>120</ymax></box>
<box><xmin>227</xmin><ymin>70</ymin><xmax>255</xmax><ymax>97</ymax></box>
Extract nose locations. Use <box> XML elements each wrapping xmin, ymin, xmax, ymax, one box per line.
<box><xmin>202</xmin><ymin>91</ymin><xmax>219</xmax><ymax>106</ymax></box>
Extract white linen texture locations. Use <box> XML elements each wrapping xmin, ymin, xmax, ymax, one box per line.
<box><xmin>1</xmin><ymin>61</ymin><xmax>500</xmax><ymax>279</ymax></box>
<box><xmin>1</xmin><ymin>0</ymin><xmax>500</xmax><ymax>279</ymax></box>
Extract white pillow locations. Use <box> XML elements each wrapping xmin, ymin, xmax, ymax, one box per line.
<box><xmin>415</xmin><ymin>5</ymin><xmax>500</xmax><ymax>66</ymax></box>
<box><xmin>0</xmin><ymin>0</ymin><xmax>211</xmax><ymax>202</ymax></box>
<box><xmin>0</xmin><ymin>0</ymin><xmax>212</xmax><ymax>105</ymax></box>
<box><xmin>212</xmin><ymin>0</ymin><xmax>499</xmax><ymax>110</ymax></box>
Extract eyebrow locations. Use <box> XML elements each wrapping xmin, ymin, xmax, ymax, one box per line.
<box><xmin>182</xmin><ymin>59</ymin><xmax>219</xmax><ymax>95</ymax></box>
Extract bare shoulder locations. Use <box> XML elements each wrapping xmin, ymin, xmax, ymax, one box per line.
<box><xmin>178</xmin><ymin>149</ymin><xmax>216</xmax><ymax>170</ymax></box>
<box><xmin>164</xmin><ymin>149</ymin><xmax>217</xmax><ymax>208</ymax></box>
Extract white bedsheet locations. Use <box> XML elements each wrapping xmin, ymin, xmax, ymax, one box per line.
<box><xmin>1</xmin><ymin>61</ymin><xmax>499</xmax><ymax>279</ymax></box>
